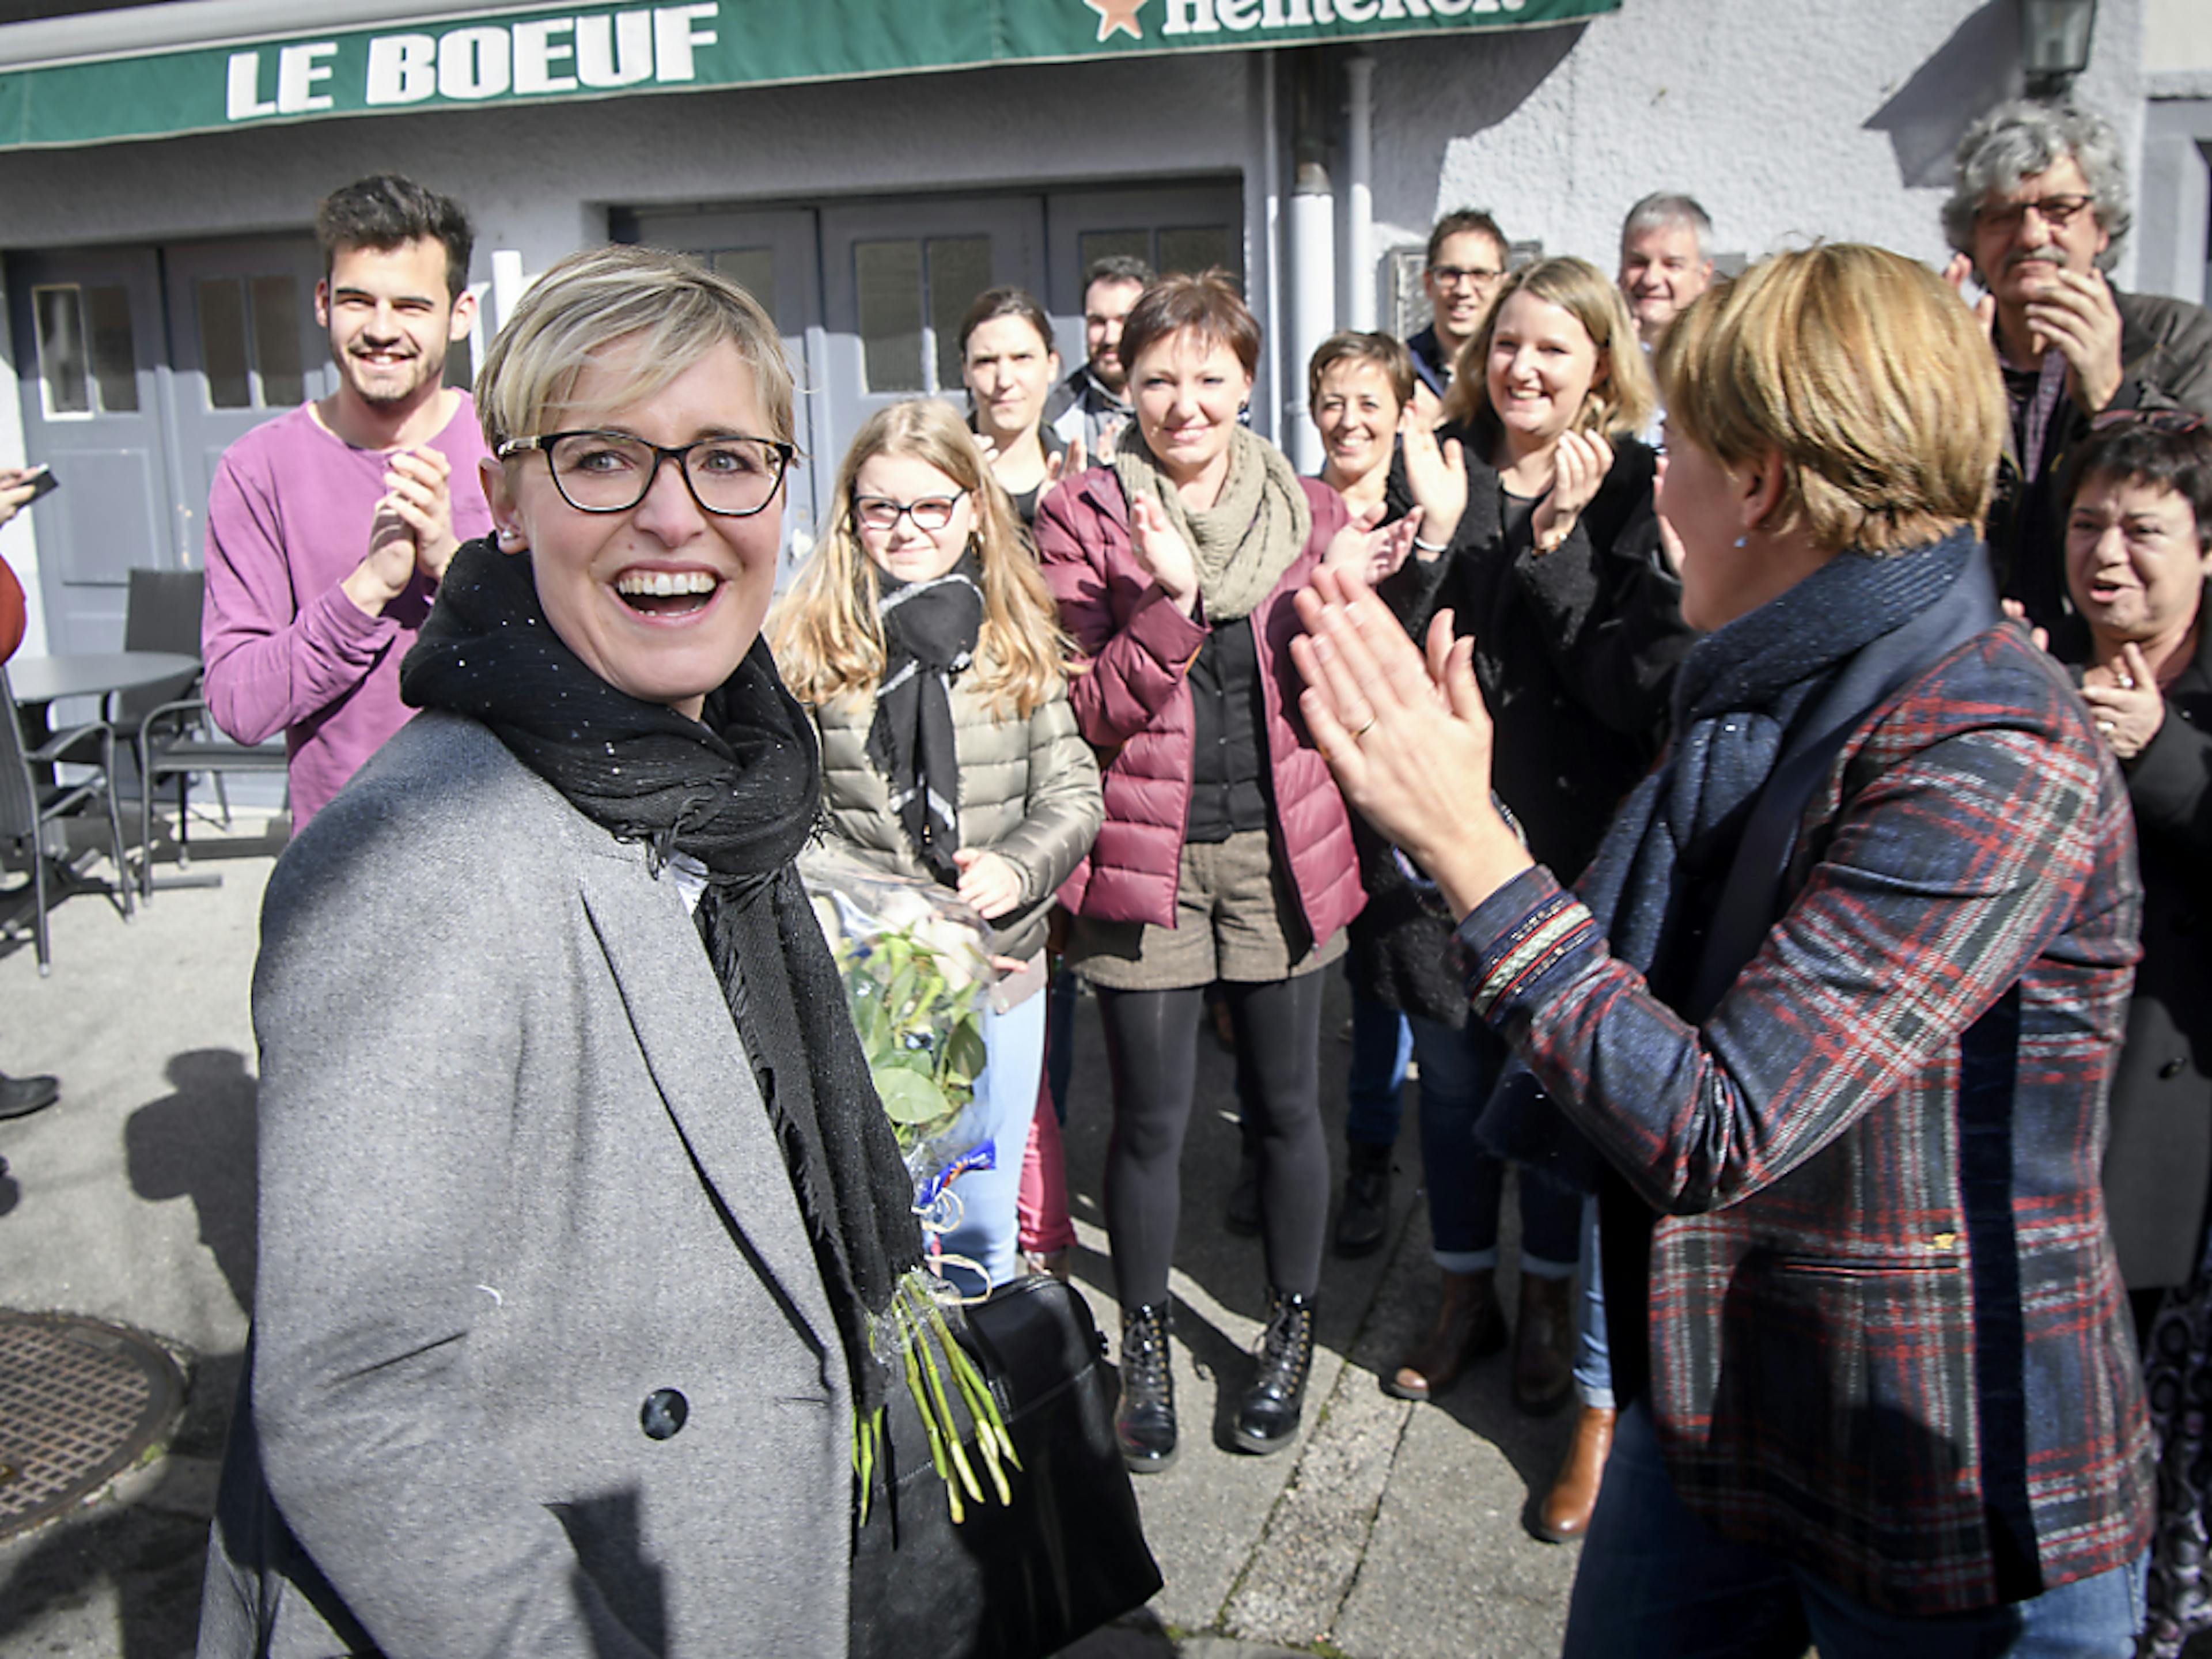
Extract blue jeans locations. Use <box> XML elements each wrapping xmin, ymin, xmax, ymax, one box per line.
<box><xmin>1562</xmin><ymin>1400</ymin><xmax>2147</xmax><ymax>1658</ymax></box>
<box><xmin>1574</xmin><ymin>1192</ymin><xmax>1614</xmax><ymax>1410</ymax></box>
<box><xmin>1405</xmin><ymin>1014</ymin><xmax>1580</xmax><ymax>1275</ymax></box>
<box><xmin>933</xmin><ymin>990</ymin><xmax>1047</xmax><ymax>1297</ymax></box>
<box><xmin>1345</xmin><ymin>978</ymin><xmax>1413</xmax><ymax>1148</ymax></box>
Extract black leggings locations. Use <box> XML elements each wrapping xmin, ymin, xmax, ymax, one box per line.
<box><xmin>1097</xmin><ymin>972</ymin><xmax>1329</xmax><ymax>1309</ymax></box>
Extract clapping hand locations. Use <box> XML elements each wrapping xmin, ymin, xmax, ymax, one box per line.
<box><xmin>2000</xmin><ymin>597</ymin><xmax>2050</xmax><ymax>654</ymax></box>
<box><xmin>1400</xmin><ymin>410</ymin><xmax>1466</xmax><ymax>550</ymax></box>
<box><xmin>2081</xmin><ymin>642</ymin><xmax>2164</xmax><ymax>759</ymax></box>
<box><xmin>381</xmin><ymin>446</ymin><xmax>461</xmax><ymax>581</ymax></box>
<box><xmin>1322</xmin><ymin>502</ymin><xmax>1425</xmax><ymax>588</ymax></box>
<box><xmin>1653</xmin><ymin>456</ymin><xmax>1687</xmax><ymax>575</ymax></box>
<box><xmin>1531</xmin><ymin>431</ymin><xmax>1612</xmax><ymax>554</ymax></box>
<box><xmin>1128</xmin><ymin>494</ymin><xmax>1202</xmax><ymax>615</ymax></box>
<box><xmin>1289</xmin><ymin>567</ymin><xmax>1530</xmax><ymax>918</ymax></box>
<box><xmin>1942</xmin><ymin>253</ymin><xmax>1998</xmax><ymax>338</ymax></box>
<box><xmin>1045</xmin><ymin>435</ymin><xmax>1089</xmax><ymax>487</ymax></box>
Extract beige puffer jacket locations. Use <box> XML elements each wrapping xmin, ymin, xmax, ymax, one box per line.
<box><xmin>808</xmin><ymin>676</ymin><xmax>1103</xmax><ymax>961</ymax></box>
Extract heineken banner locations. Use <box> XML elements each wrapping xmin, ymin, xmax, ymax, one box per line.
<box><xmin>0</xmin><ymin>0</ymin><xmax>1618</xmax><ymax>150</ymax></box>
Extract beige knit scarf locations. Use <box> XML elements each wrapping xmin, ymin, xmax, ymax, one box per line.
<box><xmin>1113</xmin><ymin>425</ymin><xmax>1311</xmax><ymax>622</ymax></box>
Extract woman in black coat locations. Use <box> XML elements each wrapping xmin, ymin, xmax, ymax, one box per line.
<box><xmin>2051</xmin><ymin>415</ymin><xmax>2212</xmax><ymax>1309</ymax></box>
<box><xmin>2056</xmin><ymin>415</ymin><xmax>2212</xmax><ymax>1658</ymax></box>
<box><xmin>1375</xmin><ymin>257</ymin><xmax>1695</xmax><ymax>1442</ymax></box>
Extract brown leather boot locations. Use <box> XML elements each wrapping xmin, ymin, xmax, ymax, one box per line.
<box><xmin>1384</xmin><ymin>1268</ymin><xmax>1505</xmax><ymax>1400</ymax></box>
<box><xmin>1534</xmin><ymin>1404</ymin><xmax>1616</xmax><ymax>1541</ymax></box>
<box><xmin>1512</xmin><ymin>1272</ymin><xmax>1575</xmax><ymax>1415</ymax></box>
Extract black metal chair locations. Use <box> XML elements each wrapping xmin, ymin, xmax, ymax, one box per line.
<box><xmin>121</xmin><ymin>567</ymin><xmax>287</xmax><ymax>900</ymax></box>
<box><xmin>1</xmin><ymin>661</ymin><xmax>134</xmax><ymax>974</ymax></box>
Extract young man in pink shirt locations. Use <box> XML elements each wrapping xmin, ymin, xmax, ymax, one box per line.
<box><xmin>202</xmin><ymin>175</ymin><xmax>491</xmax><ymax>828</ymax></box>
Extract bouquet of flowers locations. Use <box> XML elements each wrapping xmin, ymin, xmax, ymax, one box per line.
<box><xmin>800</xmin><ymin>845</ymin><xmax>1019</xmax><ymax>1520</ymax></box>
<box><xmin>800</xmin><ymin>845</ymin><xmax>998</xmax><ymax>1238</ymax></box>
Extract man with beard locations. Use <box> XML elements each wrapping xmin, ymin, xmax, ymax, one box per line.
<box><xmin>1046</xmin><ymin>254</ymin><xmax>1152</xmax><ymax>460</ymax></box>
<box><xmin>202</xmin><ymin>175</ymin><xmax>489</xmax><ymax>828</ymax></box>
<box><xmin>1944</xmin><ymin>100</ymin><xmax>2212</xmax><ymax>634</ymax></box>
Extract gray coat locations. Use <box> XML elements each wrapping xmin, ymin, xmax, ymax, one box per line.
<box><xmin>197</xmin><ymin>711</ymin><xmax>854</xmax><ymax>1659</ymax></box>
<box><xmin>810</xmin><ymin>676</ymin><xmax>1101</xmax><ymax>961</ymax></box>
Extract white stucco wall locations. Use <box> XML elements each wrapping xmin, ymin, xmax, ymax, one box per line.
<box><xmin>1362</xmin><ymin>0</ymin><xmax>2149</xmax><ymax>290</ymax></box>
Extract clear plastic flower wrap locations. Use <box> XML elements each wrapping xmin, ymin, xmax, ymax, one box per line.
<box><xmin>798</xmin><ymin>844</ymin><xmax>1002</xmax><ymax>1241</ymax></box>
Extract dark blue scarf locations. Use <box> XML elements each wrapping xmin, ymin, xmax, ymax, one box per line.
<box><xmin>1479</xmin><ymin>530</ymin><xmax>1979</xmax><ymax>1184</ymax></box>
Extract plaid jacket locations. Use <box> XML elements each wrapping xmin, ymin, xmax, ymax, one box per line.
<box><xmin>1459</xmin><ymin>626</ymin><xmax>2153</xmax><ymax>1616</ymax></box>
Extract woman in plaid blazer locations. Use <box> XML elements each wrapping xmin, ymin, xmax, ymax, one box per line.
<box><xmin>1293</xmin><ymin>244</ymin><xmax>2153</xmax><ymax>1657</ymax></box>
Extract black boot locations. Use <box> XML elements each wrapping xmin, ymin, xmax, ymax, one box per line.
<box><xmin>1234</xmin><ymin>1289</ymin><xmax>1317</xmax><ymax>1455</ymax></box>
<box><xmin>1334</xmin><ymin>1139</ymin><xmax>1392</xmax><ymax>1258</ymax></box>
<box><xmin>1115</xmin><ymin>1301</ymin><xmax>1179</xmax><ymax>1474</ymax></box>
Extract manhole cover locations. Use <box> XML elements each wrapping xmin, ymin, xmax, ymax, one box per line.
<box><xmin>0</xmin><ymin>1311</ymin><xmax>185</xmax><ymax>1541</ymax></box>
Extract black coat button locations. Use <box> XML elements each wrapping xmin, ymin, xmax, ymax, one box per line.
<box><xmin>2161</xmin><ymin>1058</ymin><xmax>2188</xmax><ymax>1081</ymax></box>
<box><xmin>641</xmin><ymin>1389</ymin><xmax>688</xmax><ymax>1440</ymax></box>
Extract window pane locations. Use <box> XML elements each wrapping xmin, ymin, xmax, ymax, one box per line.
<box><xmin>86</xmin><ymin>286</ymin><xmax>139</xmax><ymax>412</ymax></box>
<box><xmin>855</xmin><ymin>240</ymin><xmax>923</xmax><ymax>393</ymax></box>
<box><xmin>1079</xmin><ymin>230</ymin><xmax>1151</xmax><ymax>276</ymax></box>
<box><xmin>926</xmin><ymin>237</ymin><xmax>990</xmax><ymax>392</ymax></box>
<box><xmin>198</xmin><ymin>278</ymin><xmax>251</xmax><ymax>409</ymax></box>
<box><xmin>250</xmin><ymin>276</ymin><xmax>305</xmax><ymax>407</ymax></box>
<box><xmin>711</xmin><ymin>249</ymin><xmax>778</xmax><ymax>321</ymax></box>
<box><xmin>35</xmin><ymin>286</ymin><xmax>89</xmax><ymax>416</ymax></box>
<box><xmin>1159</xmin><ymin>226</ymin><xmax>1236</xmax><ymax>279</ymax></box>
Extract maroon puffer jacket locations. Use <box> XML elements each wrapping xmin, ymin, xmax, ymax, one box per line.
<box><xmin>1033</xmin><ymin>465</ymin><xmax>1364</xmax><ymax>945</ymax></box>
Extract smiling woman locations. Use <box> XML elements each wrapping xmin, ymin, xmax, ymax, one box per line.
<box><xmin>196</xmin><ymin>245</ymin><xmax>963</xmax><ymax>1658</ymax></box>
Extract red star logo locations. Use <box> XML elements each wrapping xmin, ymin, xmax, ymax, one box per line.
<box><xmin>1085</xmin><ymin>0</ymin><xmax>1146</xmax><ymax>42</ymax></box>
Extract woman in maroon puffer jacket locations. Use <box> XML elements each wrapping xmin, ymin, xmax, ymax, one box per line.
<box><xmin>1035</xmin><ymin>271</ymin><xmax>1402</xmax><ymax>1474</ymax></box>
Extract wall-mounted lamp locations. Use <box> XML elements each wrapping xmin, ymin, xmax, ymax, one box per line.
<box><xmin>2019</xmin><ymin>0</ymin><xmax>2097</xmax><ymax>100</ymax></box>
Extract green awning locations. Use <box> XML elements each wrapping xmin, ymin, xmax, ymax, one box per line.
<box><xmin>0</xmin><ymin>0</ymin><xmax>1619</xmax><ymax>151</ymax></box>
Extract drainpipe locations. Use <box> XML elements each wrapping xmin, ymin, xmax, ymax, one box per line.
<box><xmin>1286</xmin><ymin>47</ymin><xmax>1336</xmax><ymax>474</ymax></box>
<box><xmin>1260</xmin><ymin>54</ymin><xmax>1283</xmax><ymax>450</ymax></box>
<box><xmin>1346</xmin><ymin>54</ymin><xmax>1375</xmax><ymax>332</ymax></box>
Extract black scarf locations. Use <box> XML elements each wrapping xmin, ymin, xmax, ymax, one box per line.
<box><xmin>865</xmin><ymin>555</ymin><xmax>983</xmax><ymax>886</ymax></box>
<box><xmin>399</xmin><ymin>537</ymin><xmax>923</xmax><ymax>1416</ymax></box>
<box><xmin>1480</xmin><ymin>531</ymin><xmax>1978</xmax><ymax>1183</ymax></box>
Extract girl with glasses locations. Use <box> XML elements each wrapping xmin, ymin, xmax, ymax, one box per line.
<box><xmin>771</xmin><ymin>399</ymin><xmax>1102</xmax><ymax>1298</ymax></box>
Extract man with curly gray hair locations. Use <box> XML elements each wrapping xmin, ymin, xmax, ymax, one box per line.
<box><xmin>1944</xmin><ymin>99</ymin><xmax>2212</xmax><ymax>631</ymax></box>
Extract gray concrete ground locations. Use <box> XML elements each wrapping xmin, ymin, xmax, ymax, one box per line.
<box><xmin>0</xmin><ymin>813</ymin><xmax>1588</xmax><ymax>1657</ymax></box>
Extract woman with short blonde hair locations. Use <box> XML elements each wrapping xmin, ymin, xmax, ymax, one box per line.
<box><xmin>199</xmin><ymin>245</ymin><xmax>972</xmax><ymax>1656</ymax></box>
<box><xmin>1298</xmin><ymin>241</ymin><xmax>2151</xmax><ymax>1654</ymax></box>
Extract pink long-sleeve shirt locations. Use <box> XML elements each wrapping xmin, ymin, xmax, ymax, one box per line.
<box><xmin>200</xmin><ymin>397</ymin><xmax>492</xmax><ymax>829</ymax></box>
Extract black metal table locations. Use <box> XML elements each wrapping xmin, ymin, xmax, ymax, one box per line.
<box><xmin>9</xmin><ymin>650</ymin><xmax>202</xmax><ymax>896</ymax></box>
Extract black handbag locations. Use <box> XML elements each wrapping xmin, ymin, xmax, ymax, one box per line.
<box><xmin>849</xmin><ymin>1275</ymin><xmax>1162</xmax><ymax>1659</ymax></box>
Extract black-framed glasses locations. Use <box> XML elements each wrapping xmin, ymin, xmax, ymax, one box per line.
<box><xmin>1974</xmin><ymin>193</ymin><xmax>2094</xmax><ymax>233</ymax></box>
<box><xmin>498</xmin><ymin>430</ymin><xmax>793</xmax><ymax>518</ymax></box>
<box><xmin>852</xmin><ymin>492</ymin><xmax>968</xmax><ymax>533</ymax></box>
<box><xmin>1429</xmin><ymin>264</ymin><xmax>1505</xmax><ymax>287</ymax></box>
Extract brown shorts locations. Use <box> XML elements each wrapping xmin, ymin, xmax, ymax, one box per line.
<box><xmin>1069</xmin><ymin>828</ymin><xmax>1346</xmax><ymax>992</ymax></box>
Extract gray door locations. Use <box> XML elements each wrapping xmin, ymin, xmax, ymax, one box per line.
<box><xmin>8</xmin><ymin>246</ymin><xmax>174</xmax><ymax>653</ymax></box>
<box><xmin>161</xmin><ymin>236</ymin><xmax>333</xmax><ymax>573</ymax></box>
<box><xmin>817</xmin><ymin>195</ymin><xmax>1047</xmax><ymax>475</ymax></box>
<box><xmin>9</xmin><ymin>235</ymin><xmax>329</xmax><ymax>656</ymax></box>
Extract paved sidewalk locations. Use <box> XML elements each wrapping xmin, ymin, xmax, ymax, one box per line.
<box><xmin>0</xmin><ymin>817</ymin><xmax>1586</xmax><ymax>1657</ymax></box>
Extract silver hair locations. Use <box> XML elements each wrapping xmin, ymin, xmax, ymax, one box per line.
<box><xmin>1944</xmin><ymin>100</ymin><xmax>2131</xmax><ymax>270</ymax></box>
<box><xmin>1619</xmin><ymin>192</ymin><xmax>1714</xmax><ymax>262</ymax></box>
